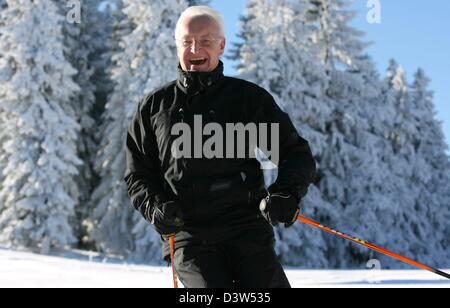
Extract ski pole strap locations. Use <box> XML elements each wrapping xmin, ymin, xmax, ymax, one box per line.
<box><xmin>297</xmin><ymin>215</ymin><xmax>450</xmax><ymax>280</ymax></box>
<box><xmin>169</xmin><ymin>234</ymin><xmax>179</xmax><ymax>288</ymax></box>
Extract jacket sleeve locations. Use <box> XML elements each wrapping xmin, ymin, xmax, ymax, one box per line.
<box><xmin>123</xmin><ymin>96</ymin><xmax>167</xmax><ymax>221</ymax></box>
<box><xmin>257</xmin><ymin>91</ymin><xmax>316</xmax><ymax>201</ymax></box>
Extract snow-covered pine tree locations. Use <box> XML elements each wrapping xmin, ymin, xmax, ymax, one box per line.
<box><xmin>302</xmin><ymin>0</ymin><xmax>411</xmax><ymax>268</ymax></box>
<box><xmin>89</xmin><ymin>0</ymin><xmax>197</xmax><ymax>263</ymax></box>
<box><xmin>0</xmin><ymin>0</ymin><xmax>8</xmax><ymax>197</ymax></box>
<box><xmin>233</xmin><ymin>0</ymin><xmax>449</xmax><ymax>269</ymax></box>
<box><xmin>262</xmin><ymin>0</ymin><xmax>371</xmax><ymax>267</ymax></box>
<box><xmin>329</xmin><ymin>55</ymin><xmax>406</xmax><ymax>268</ymax></box>
<box><xmin>306</xmin><ymin>0</ymin><xmax>368</xmax><ymax>74</ymax></box>
<box><xmin>355</xmin><ymin>60</ymin><xmax>435</xmax><ymax>268</ymax></box>
<box><xmin>408</xmin><ymin>68</ymin><xmax>450</xmax><ymax>267</ymax></box>
<box><xmin>328</xmin><ymin>56</ymin><xmax>444</xmax><ymax>270</ymax></box>
<box><xmin>0</xmin><ymin>0</ymin><xmax>81</xmax><ymax>253</ymax></box>
<box><xmin>385</xmin><ymin>60</ymin><xmax>414</xmax><ymax>155</ymax></box>
<box><xmin>305</xmin><ymin>0</ymin><xmax>371</xmax><ymax>169</ymax></box>
<box><xmin>52</xmin><ymin>0</ymin><xmax>99</xmax><ymax>247</ymax></box>
<box><xmin>57</xmin><ymin>0</ymin><xmax>128</xmax><ymax>248</ymax></box>
<box><xmin>0</xmin><ymin>109</ymin><xmax>5</xmax><ymax>202</ymax></box>
<box><xmin>0</xmin><ymin>110</ymin><xmax>6</xmax><ymax>215</ymax></box>
<box><xmin>231</xmin><ymin>0</ymin><xmax>339</xmax><ymax>267</ymax></box>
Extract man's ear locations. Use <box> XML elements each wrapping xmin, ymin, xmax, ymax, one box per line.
<box><xmin>219</xmin><ymin>38</ymin><xmax>226</xmax><ymax>56</ymax></box>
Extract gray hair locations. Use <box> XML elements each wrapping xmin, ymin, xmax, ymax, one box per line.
<box><xmin>175</xmin><ymin>6</ymin><xmax>225</xmax><ymax>39</ymax></box>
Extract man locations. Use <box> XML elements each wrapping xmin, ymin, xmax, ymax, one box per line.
<box><xmin>124</xmin><ymin>6</ymin><xmax>316</xmax><ymax>288</ymax></box>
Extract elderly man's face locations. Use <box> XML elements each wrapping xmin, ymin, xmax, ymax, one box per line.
<box><xmin>176</xmin><ymin>15</ymin><xmax>225</xmax><ymax>72</ymax></box>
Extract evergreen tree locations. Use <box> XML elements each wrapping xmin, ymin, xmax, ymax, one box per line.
<box><xmin>302</xmin><ymin>0</ymin><xmax>401</xmax><ymax>268</ymax></box>
<box><xmin>306</xmin><ymin>0</ymin><xmax>368</xmax><ymax>73</ymax></box>
<box><xmin>51</xmin><ymin>0</ymin><xmax>124</xmax><ymax>248</ymax></box>
<box><xmin>0</xmin><ymin>0</ymin><xmax>81</xmax><ymax>253</ymax></box>
<box><xmin>232</xmin><ymin>0</ymin><xmax>337</xmax><ymax>267</ymax></box>
<box><xmin>0</xmin><ymin>1</ymin><xmax>9</xmax><ymax>199</ymax></box>
<box><xmin>331</xmin><ymin>56</ymin><xmax>402</xmax><ymax>267</ymax></box>
<box><xmin>286</xmin><ymin>0</ymin><xmax>375</xmax><ymax>267</ymax></box>
<box><xmin>233</xmin><ymin>0</ymin><xmax>450</xmax><ymax>269</ymax></box>
<box><xmin>52</xmin><ymin>0</ymin><xmax>99</xmax><ymax>247</ymax></box>
<box><xmin>408</xmin><ymin>68</ymin><xmax>450</xmax><ymax>266</ymax></box>
<box><xmin>350</xmin><ymin>60</ymin><xmax>436</xmax><ymax>268</ymax></box>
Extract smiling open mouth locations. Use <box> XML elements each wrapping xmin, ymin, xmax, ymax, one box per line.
<box><xmin>189</xmin><ymin>58</ymin><xmax>207</xmax><ymax>65</ymax></box>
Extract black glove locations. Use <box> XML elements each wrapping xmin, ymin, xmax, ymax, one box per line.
<box><xmin>147</xmin><ymin>200</ymin><xmax>184</xmax><ymax>236</ymax></box>
<box><xmin>259</xmin><ymin>192</ymin><xmax>300</xmax><ymax>228</ymax></box>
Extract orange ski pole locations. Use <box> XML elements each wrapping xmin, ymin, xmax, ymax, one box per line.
<box><xmin>169</xmin><ymin>234</ymin><xmax>179</xmax><ymax>288</ymax></box>
<box><xmin>297</xmin><ymin>215</ymin><xmax>450</xmax><ymax>279</ymax></box>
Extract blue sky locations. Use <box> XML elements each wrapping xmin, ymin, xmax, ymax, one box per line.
<box><xmin>209</xmin><ymin>0</ymin><xmax>450</xmax><ymax>149</ymax></box>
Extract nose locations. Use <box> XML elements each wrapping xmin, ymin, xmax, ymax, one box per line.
<box><xmin>190</xmin><ymin>40</ymin><xmax>200</xmax><ymax>53</ymax></box>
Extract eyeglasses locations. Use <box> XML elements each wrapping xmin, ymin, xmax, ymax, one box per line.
<box><xmin>176</xmin><ymin>37</ymin><xmax>222</xmax><ymax>49</ymax></box>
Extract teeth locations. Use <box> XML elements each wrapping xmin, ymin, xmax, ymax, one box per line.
<box><xmin>191</xmin><ymin>58</ymin><xmax>205</xmax><ymax>61</ymax></box>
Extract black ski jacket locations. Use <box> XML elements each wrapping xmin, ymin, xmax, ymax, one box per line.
<box><xmin>124</xmin><ymin>61</ymin><xmax>316</xmax><ymax>259</ymax></box>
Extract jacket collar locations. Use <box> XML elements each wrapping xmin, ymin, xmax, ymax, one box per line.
<box><xmin>176</xmin><ymin>61</ymin><xmax>224</xmax><ymax>94</ymax></box>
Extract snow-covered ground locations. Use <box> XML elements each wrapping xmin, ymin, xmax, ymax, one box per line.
<box><xmin>0</xmin><ymin>248</ymin><xmax>449</xmax><ymax>288</ymax></box>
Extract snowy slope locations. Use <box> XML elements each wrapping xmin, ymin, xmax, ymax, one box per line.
<box><xmin>0</xmin><ymin>248</ymin><xmax>449</xmax><ymax>288</ymax></box>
